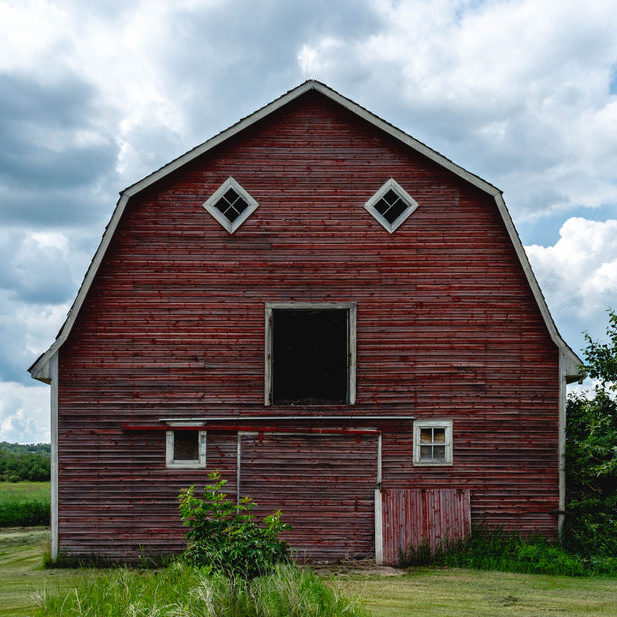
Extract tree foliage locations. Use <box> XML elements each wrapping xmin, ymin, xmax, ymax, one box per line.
<box><xmin>178</xmin><ymin>471</ymin><xmax>290</xmax><ymax>590</ymax></box>
<box><xmin>581</xmin><ymin>310</ymin><xmax>617</xmax><ymax>391</ymax></box>
<box><xmin>565</xmin><ymin>309</ymin><xmax>617</xmax><ymax>556</ymax></box>
<box><xmin>0</xmin><ymin>443</ymin><xmax>50</xmax><ymax>482</ymax></box>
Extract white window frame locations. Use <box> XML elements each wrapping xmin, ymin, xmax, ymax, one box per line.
<box><xmin>413</xmin><ymin>419</ymin><xmax>453</xmax><ymax>466</ymax></box>
<box><xmin>202</xmin><ymin>177</ymin><xmax>259</xmax><ymax>234</ymax></box>
<box><xmin>364</xmin><ymin>178</ymin><xmax>419</xmax><ymax>233</ymax></box>
<box><xmin>264</xmin><ymin>302</ymin><xmax>357</xmax><ymax>406</ymax></box>
<box><xmin>166</xmin><ymin>429</ymin><xmax>207</xmax><ymax>469</ymax></box>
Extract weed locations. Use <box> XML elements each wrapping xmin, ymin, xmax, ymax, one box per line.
<box><xmin>400</xmin><ymin>527</ymin><xmax>617</xmax><ymax>577</ymax></box>
<box><xmin>35</xmin><ymin>562</ymin><xmax>369</xmax><ymax>617</ymax></box>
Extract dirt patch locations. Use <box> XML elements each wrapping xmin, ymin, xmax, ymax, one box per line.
<box><xmin>312</xmin><ymin>561</ymin><xmax>405</xmax><ymax>577</ymax></box>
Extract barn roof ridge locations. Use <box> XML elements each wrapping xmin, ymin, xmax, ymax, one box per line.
<box><xmin>28</xmin><ymin>80</ymin><xmax>582</xmax><ymax>381</ymax></box>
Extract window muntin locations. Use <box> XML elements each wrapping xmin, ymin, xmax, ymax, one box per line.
<box><xmin>413</xmin><ymin>420</ymin><xmax>453</xmax><ymax>466</ymax></box>
<box><xmin>364</xmin><ymin>178</ymin><xmax>419</xmax><ymax>233</ymax></box>
<box><xmin>166</xmin><ymin>430</ymin><xmax>207</xmax><ymax>468</ymax></box>
<box><xmin>265</xmin><ymin>303</ymin><xmax>356</xmax><ymax>406</ymax></box>
<box><xmin>203</xmin><ymin>177</ymin><xmax>258</xmax><ymax>233</ymax></box>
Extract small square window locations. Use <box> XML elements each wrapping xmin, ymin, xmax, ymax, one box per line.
<box><xmin>166</xmin><ymin>430</ymin><xmax>207</xmax><ymax>468</ymax></box>
<box><xmin>364</xmin><ymin>178</ymin><xmax>419</xmax><ymax>233</ymax></box>
<box><xmin>203</xmin><ymin>177</ymin><xmax>258</xmax><ymax>233</ymax></box>
<box><xmin>413</xmin><ymin>420</ymin><xmax>453</xmax><ymax>466</ymax></box>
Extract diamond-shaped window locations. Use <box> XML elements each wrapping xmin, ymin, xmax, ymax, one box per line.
<box><xmin>364</xmin><ymin>179</ymin><xmax>419</xmax><ymax>233</ymax></box>
<box><xmin>203</xmin><ymin>177</ymin><xmax>258</xmax><ymax>233</ymax></box>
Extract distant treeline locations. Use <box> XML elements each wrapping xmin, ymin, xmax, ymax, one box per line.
<box><xmin>0</xmin><ymin>442</ymin><xmax>51</xmax><ymax>482</ymax></box>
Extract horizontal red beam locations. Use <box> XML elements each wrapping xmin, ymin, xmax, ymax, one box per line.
<box><xmin>123</xmin><ymin>423</ymin><xmax>380</xmax><ymax>436</ymax></box>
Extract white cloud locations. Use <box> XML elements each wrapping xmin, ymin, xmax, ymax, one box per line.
<box><xmin>298</xmin><ymin>0</ymin><xmax>617</xmax><ymax>221</ymax></box>
<box><xmin>298</xmin><ymin>38</ymin><xmax>345</xmax><ymax>76</ymax></box>
<box><xmin>0</xmin><ymin>381</ymin><xmax>50</xmax><ymax>443</ymax></box>
<box><xmin>525</xmin><ymin>217</ymin><xmax>617</xmax><ymax>353</ymax></box>
<box><xmin>1</xmin><ymin>0</ymin><xmax>617</xmax><ymax>442</ymax></box>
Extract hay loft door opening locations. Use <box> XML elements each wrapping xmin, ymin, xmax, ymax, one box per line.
<box><xmin>268</xmin><ymin>305</ymin><xmax>355</xmax><ymax>405</ymax></box>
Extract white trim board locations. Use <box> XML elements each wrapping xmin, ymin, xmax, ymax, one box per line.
<box><xmin>49</xmin><ymin>352</ymin><xmax>58</xmax><ymax>561</ymax></box>
<box><xmin>29</xmin><ymin>80</ymin><xmax>581</xmax><ymax>381</ymax></box>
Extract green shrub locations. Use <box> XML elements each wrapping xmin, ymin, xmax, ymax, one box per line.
<box><xmin>0</xmin><ymin>447</ymin><xmax>50</xmax><ymax>482</ymax></box>
<box><xmin>0</xmin><ymin>498</ymin><xmax>50</xmax><ymax>526</ymax></box>
<box><xmin>564</xmin><ymin>310</ymin><xmax>617</xmax><ymax>557</ymax></box>
<box><xmin>35</xmin><ymin>562</ymin><xmax>369</xmax><ymax>617</ymax></box>
<box><xmin>0</xmin><ymin>484</ymin><xmax>50</xmax><ymax>527</ymax></box>
<box><xmin>178</xmin><ymin>471</ymin><xmax>290</xmax><ymax>589</ymax></box>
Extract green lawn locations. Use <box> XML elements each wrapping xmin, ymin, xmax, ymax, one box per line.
<box><xmin>336</xmin><ymin>569</ymin><xmax>617</xmax><ymax>617</ymax></box>
<box><xmin>0</xmin><ymin>527</ymin><xmax>86</xmax><ymax>617</ymax></box>
<box><xmin>0</xmin><ymin>481</ymin><xmax>50</xmax><ymax>500</ymax></box>
<box><xmin>1</xmin><ymin>528</ymin><xmax>616</xmax><ymax>617</ymax></box>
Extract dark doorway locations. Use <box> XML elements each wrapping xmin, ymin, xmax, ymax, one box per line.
<box><xmin>272</xmin><ymin>309</ymin><xmax>348</xmax><ymax>404</ymax></box>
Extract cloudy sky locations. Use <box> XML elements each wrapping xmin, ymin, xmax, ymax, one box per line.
<box><xmin>1</xmin><ymin>0</ymin><xmax>616</xmax><ymax>443</ymax></box>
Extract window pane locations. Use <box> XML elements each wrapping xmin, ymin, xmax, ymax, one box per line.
<box><xmin>420</xmin><ymin>446</ymin><xmax>433</xmax><ymax>461</ymax></box>
<box><xmin>420</xmin><ymin>428</ymin><xmax>433</xmax><ymax>444</ymax></box>
<box><xmin>223</xmin><ymin>188</ymin><xmax>239</xmax><ymax>203</ymax></box>
<box><xmin>174</xmin><ymin>431</ymin><xmax>199</xmax><ymax>460</ymax></box>
<box><xmin>433</xmin><ymin>428</ymin><xmax>446</xmax><ymax>444</ymax></box>
<box><xmin>382</xmin><ymin>199</ymin><xmax>407</xmax><ymax>224</ymax></box>
<box><xmin>433</xmin><ymin>446</ymin><xmax>446</xmax><ymax>462</ymax></box>
<box><xmin>382</xmin><ymin>189</ymin><xmax>399</xmax><ymax>205</ymax></box>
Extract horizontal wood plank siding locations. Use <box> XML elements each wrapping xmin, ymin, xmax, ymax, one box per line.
<box><xmin>240</xmin><ymin>433</ymin><xmax>377</xmax><ymax>560</ymax></box>
<box><xmin>57</xmin><ymin>91</ymin><xmax>560</xmax><ymax>559</ymax></box>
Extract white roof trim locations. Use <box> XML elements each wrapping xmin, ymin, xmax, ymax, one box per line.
<box><xmin>28</xmin><ymin>80</ymin><xmax>582</xmax><ymax>381</ymax></box>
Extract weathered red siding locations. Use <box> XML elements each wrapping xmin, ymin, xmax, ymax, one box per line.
<box><xmin>240</xmin><ymin>433</ymin><xmax>378</xmax><ymax>561</ymax></box>
<box><xmin>382</xmin><ymin>488</ymin><xmax>471</xmax><ymax>564</ymax></box>
<box><xmin>57</xmin><ymin>91</ymin><xmax>559</xmax><ymax>560</ymax></box>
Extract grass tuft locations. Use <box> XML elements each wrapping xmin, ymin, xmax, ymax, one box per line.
<box><xmin>400</xmin><ymin>527</ymin><xmax>617</xmax><ymax>577</ymax></box>
<box><xmin>35</xmin><ymin>562</ymin><xmax>369</xmax><ymax>617</ymax></box>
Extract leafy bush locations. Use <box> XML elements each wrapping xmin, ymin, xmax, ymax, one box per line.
<box><xmin>35</xmin><ymin>562</ymin><xmax>369</xmax><ymax>617</ymax></box>
<box><xmin>178</xmin><ymin>471</ymin><xmax>290</xmax><ymax>589</ymax></box>
<box><xmin>0</xmin><ymin>450</ymin><xmax>50</xmax><ymax>482</ymax></box>
<box><xmin>564</xmin><ymin>310</ymin><xmax>617</xmax><ymax>557</ymax></box>
<box><xmin>0</xmin><ymin>483</ymin><xmax>50</xmax><ymax>527</ymax></box>
<box><xmin>0</xmin><ymin>498</ymin><xmax>49</xmax><ymax>527</ymax></box>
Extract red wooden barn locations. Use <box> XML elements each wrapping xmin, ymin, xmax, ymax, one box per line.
<box><xmin>30</xmin><ymin>81</ymin><xmax>582</xmax><ymax>564</ymax></box>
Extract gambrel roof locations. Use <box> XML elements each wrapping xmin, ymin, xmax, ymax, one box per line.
<box><xmin>29</xmin><ymin>80</ymin><xmax>582</xmax><ymax>382</ymax></box>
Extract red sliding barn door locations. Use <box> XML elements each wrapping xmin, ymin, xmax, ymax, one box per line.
<box><xmin>239</xmin><ymin>433</ymin><xmax>378</xmax><ymax>561</ymax></box>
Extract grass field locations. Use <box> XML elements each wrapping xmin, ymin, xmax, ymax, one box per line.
<box><xmin>0</xmin><ymin>528</ymin><xmax>616</xmax><ymax>617</ymax></box>
<box><xmin>337</xmin><ymin>569</ymin><xmax>617</xmax><ymax>616</ymax></box>
<box><xmin>0</xmin><ymin>482</ymin><xmax>50</xmax><ymax>527</ymax></box>
<box><xmin>0</xmin><ymin>481</ymin><xmax>50</xmax><ymax>500</ymax></box>
<box><xmin>0</xmin><ymin>527</ymin><xmax>85</xmax><ymax>617</ymax></box>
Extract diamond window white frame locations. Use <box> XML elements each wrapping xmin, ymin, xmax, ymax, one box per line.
<box><xmin>166</xmin><ymin>429</ymin><xmax>207</xmax><ymax>469</ymax></box>
<box><xmin>364</xmin><ymin>178</ymin><xmax>419</xmax><ymax>233</ymax></box>
<box><xmin>203</xmin><ymin>177</ymin><xmax>259</xmax><ymax>234</ymax></box>
<box><xmin>413</xmin><ymin>419</ymin><xmax>453</xmax><ymax>466</ymax></box>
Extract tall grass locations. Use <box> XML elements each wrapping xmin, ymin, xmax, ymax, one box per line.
<box><xmin>0</xmin><ymin>482</ymin><xmax>50</xmax><ymax>527</ymax></box>
<box><xmin>35</xmin><ymin>562</ymin><xmax>369</xmax><ymax>617</ymax></box>
<box><xmin>400</xmin><ymin>528</ymin><xmax>617</xmax><ymax>577</ymax></box>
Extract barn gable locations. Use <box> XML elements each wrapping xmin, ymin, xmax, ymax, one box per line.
<box><xmin>29</xmin><ymin>80</ymin><xmax>580</xmax><ymax>381</ymax></box>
